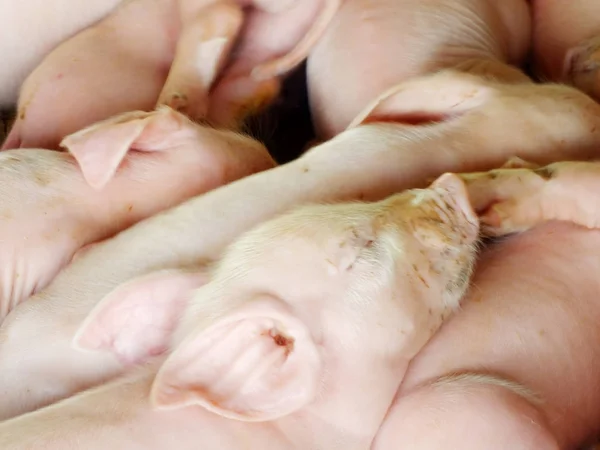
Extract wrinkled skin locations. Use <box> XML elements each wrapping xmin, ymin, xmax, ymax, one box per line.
<box><xmin>0</xmin><ymin>177</ymin><xmax>481</xmax><ymax>449</ymax></box>
<box><xmin>2</xmin><ymin>0</ymin><xmax>339</xmax><ymax>150</ymax></box>
<box><xmin>372</xmin><ymin>220</ymin><xmax>600</xmax><ymax>450</ymax></box>
<box><xmin>2</xmin><ymin>70</ymin><xmax>600</xmax><ymax>419</ymax></box>
<box><xmin>530</xmin><ymin>0</ymin><xmax>600</xmax><ymax>102</ymax></box>
<box><xmin>307</xmin><ymin>0</ymin><xmax>531</xmax><ymax>138</ymax></box>
<box><xmin>0</xmin><ymin>0</ymin><xmax>124</xmax><ymax>107</ymax></box>
<box><xmin>0</xmin><ymin>106</ymin><xmax>274</xmax><ymax>324</ymax></box>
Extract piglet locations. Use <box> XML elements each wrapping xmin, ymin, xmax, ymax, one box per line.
<box><xmin>0</xmin><ymin>106</ymin><xmax>274</xmax><ymax>322</ymax></box>
<box><xmin>2</xmin><ymin>0</ymin><xmax>339</xmax><ymax>150</ymax></box>
<box><xmin>0</xmin><ymin>0</ymin><xmax>123</xmax><ymax>108</ymax></box>
<box><xmin>1</xmin><ymin>70</ymin><xmax>600</xmax><ymax>420</ymax></box>
<box><xmin>0</xmin><ymin>175</ymin><xmax>481</xmax><ymax>450</ymax></box>
<box><xmin>307</xmin><ymin>0</ymin><xmax>532</xmax><ymax>138</ymax></box>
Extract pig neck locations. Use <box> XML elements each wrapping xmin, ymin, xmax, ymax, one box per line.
<box><xmin>0</xmin><ymin>360</ymin><xmax>401</xmax><ymax>450</ymax></box>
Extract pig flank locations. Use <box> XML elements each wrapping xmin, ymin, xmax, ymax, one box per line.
<box><xmin>307</xmin><ymin>0</ymin><xmax>531</xmax><ymax>138</ymax></box>
<box><xmin>0</xmin><ymin>178</ymin><xmax>480</xmax><ymax>449</ymax></box>
<box><xmin>1</xmin><ymin>71</ymin><xmax>600</xmax><ymax>420</ymax></box>
<box><xmin>530</xmin><ymin>0</ymin><xmax>600</xmax><ymax>102</ymax></box>
<box><xmin>0</xmin><ymin>0</ymin><xmax>124</xmax><ymax>107</ymax></box>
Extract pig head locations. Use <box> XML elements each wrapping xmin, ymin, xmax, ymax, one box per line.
<box><xmin>9</xmin><ymin>174</ymin><xmax>481</xmax><ymax>448</ymax></box>
<box><xmin>0</xmin><ymin>106</ymin><xmax>274</xmax><ymax>323</ymax></box>
<box><xmin>2</xmin><ymin>0</ymin><xmax>339</xmax><ymax>150</ymax></box>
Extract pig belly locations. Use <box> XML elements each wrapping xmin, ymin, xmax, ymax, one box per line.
<box><xmin>11</xmin><ymin>0</ymin><xmax>177</xmax><ymax>150</ymax></box>
<box><xmin>307</xmin><ymin>0</ymin><xmax>531</xmax><ymax>138</ymax></box>
<box><xmin>396</xmin><ymin>221</ymin><xmax>600</xmax><ymax>449</ymax></box>
<box><xmin>0</xmin><ymin>0</ymin><xmax>124</xmax><ymax>107</ymax></box>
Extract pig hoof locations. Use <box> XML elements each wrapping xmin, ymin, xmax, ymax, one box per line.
<box><xmin>564</xmin><ymin>37</ymin><xmax>600</xmax><ymax>101</ymax></box>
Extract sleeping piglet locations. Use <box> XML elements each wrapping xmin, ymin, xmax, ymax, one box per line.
<box><xmin>0</xmin><ymin>106</ymin><xmax>274</xmax><ymax>322</ymax></box>
<box><xmin>2</xmin><ymin>70</ymin><xmax>600</xmax><ymax>421</ymax></box>
<box><xmin>2</xmin><ymin>0</ymin><xmax>340</xmax><ymax>150</ymax></box>
<box><xmin>307</xmin><ymin>0</ymin><xmax>531</xmax><ymax>139</ymax></box>
<box><xmin>0</xmin><ymin>174</ymin><xmax>481</xmax><ymax>449</ymax></box>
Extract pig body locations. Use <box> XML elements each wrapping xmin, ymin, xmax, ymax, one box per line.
<box><xmin>530</xmin><ymin>0</ymin><xmax>600</xmax><ymax>102</ymax></box>
<box><xmin>2</xmin><ymin>71</ymin><xmax>600</xmax><ymax>419</ymax></box>
<box><xmin>372</xmin><ymin>221</ymin><xmax>600</xmax><ymax>449</ymax></box>
<box><xmin>3</xmin><ymin>0</ymin><xmax>340</xmax><ymax>150</ymax></box>
<box><xmin>0</xmin><ymin>0</ymin><xmax>123</xmax><ymax>107</ymax></box>
<box><xmin>0</xmin><ymin>106</ymin><xmax>274</xmax><ymax>324</ymax></box>
<box><xmin>0</xmin><ymin>177</ymin><xmax>481</xmax><ymax>450</ymax></box>
<box><xmin>307</xmin><ymin>0</ymin><xmax>531</xmax><ymax>138</ymax></box>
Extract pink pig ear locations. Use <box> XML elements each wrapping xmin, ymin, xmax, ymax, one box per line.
<box><xmin>150</xmin><ymin>295</ymin><xmax>322</xmax><ymax>422</ymax></box>
<box><xmin>72</xmin><ymin>268</ymin><xmax>209</xmax><ymax>366</ymax></box>
<box><xmin>431</xmin><ymin>173</ymin><xmax>479</xmax><ymax>229</ymax></box>
<box><xmin>60</xmin><ymin>107</ymin><xmax>188</xmax><ymax>190</ymax></box>
<box><xmin>347</xmin><ymin>70</ymin><xmax>494</xmax><ymax>129</ymax></box>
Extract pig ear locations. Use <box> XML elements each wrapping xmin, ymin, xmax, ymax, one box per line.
<box><xmin>150</xmin><ymin>295</ymin><xmax>322</xmax><ymax>422</ymax></box>
<box><xmin>60</xmin><ymin>107</ymin><xmax>187</xmax><ymax>190</ymax></box>
<box><xmin>347</xmin><ymin>70</ymin><xmax>494</xmax><ymax>129</ymax></box>
<box><xmin>415</xmin><ymin>173</ymin><xmax>480</xmax><ymax>247</ymax></box>
<box><xmin>72</xmin><ymin>268</ymin><xmax>209</xmax><ymax>366</ymax></box>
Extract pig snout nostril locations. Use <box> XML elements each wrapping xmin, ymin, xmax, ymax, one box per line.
<box><xmin>268</xmin><ymin>328</ymin><xmax>294</xmax><ymax>356</ymax></box>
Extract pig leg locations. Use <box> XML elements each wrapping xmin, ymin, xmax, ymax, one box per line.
<box><xmin>250</xmin><ymin>0</ymin><xmax>342</xmax><ymax>80</ymax></box>
<box><xmin>207</xmin><ymin>0</ymin><xmax>340</xmax><ymax>128</ymax></box>
<box><xmin>457</xmin><ymin>160</ymin><xmax>600</xmax><ymax>235</ymax></box>
<box><xmin>156</xmin><ymin>2</ymin><xmax>244</xmax><ymax>121</ymax></box>
<box><xmin>372</xmin><ymin>373</ymin><xmax>560</xmax><ymax>450</ymax></box>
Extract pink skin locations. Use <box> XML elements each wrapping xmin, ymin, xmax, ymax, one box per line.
<box><xmin>455</xmin><ymin>157</ymin><xmax>600</xmax><ymax>235</ymax></box>
<box><xmin>2</xmin><ymin>0</ymin><xmax>340</xmax><ymax>150</ymax></box>
<box><xmin>0</xmin><ymin>106</ymin><xmax>274</xmax><ymax>324</ymax></box>
<box><xmin>373</xmin><ymin>220</ymin><xmax>600</xmax><ymax>450</ymax></box>
<box><xmin>0</xmin><ymin>177</ymin><xmax>481</xmax><ymax>449</ymax></box>
<box><xmin>1</xmin><ymin>69</ymin><xmax>600</xmax><ymax>419</ymax></box>
<box><xmin>307</xmin><ymin>0</ymin><xmax>532</xmax><ymax>139</ymax></box>
<box><xmin>0</xmin><ymin>0</ymin><xmax>124</xmax><ymax>108</ymax></box>
<box><xmin>530</xmin><ymin>0</ymin><xmax>600</xmax><ymax>102</ymax></box>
